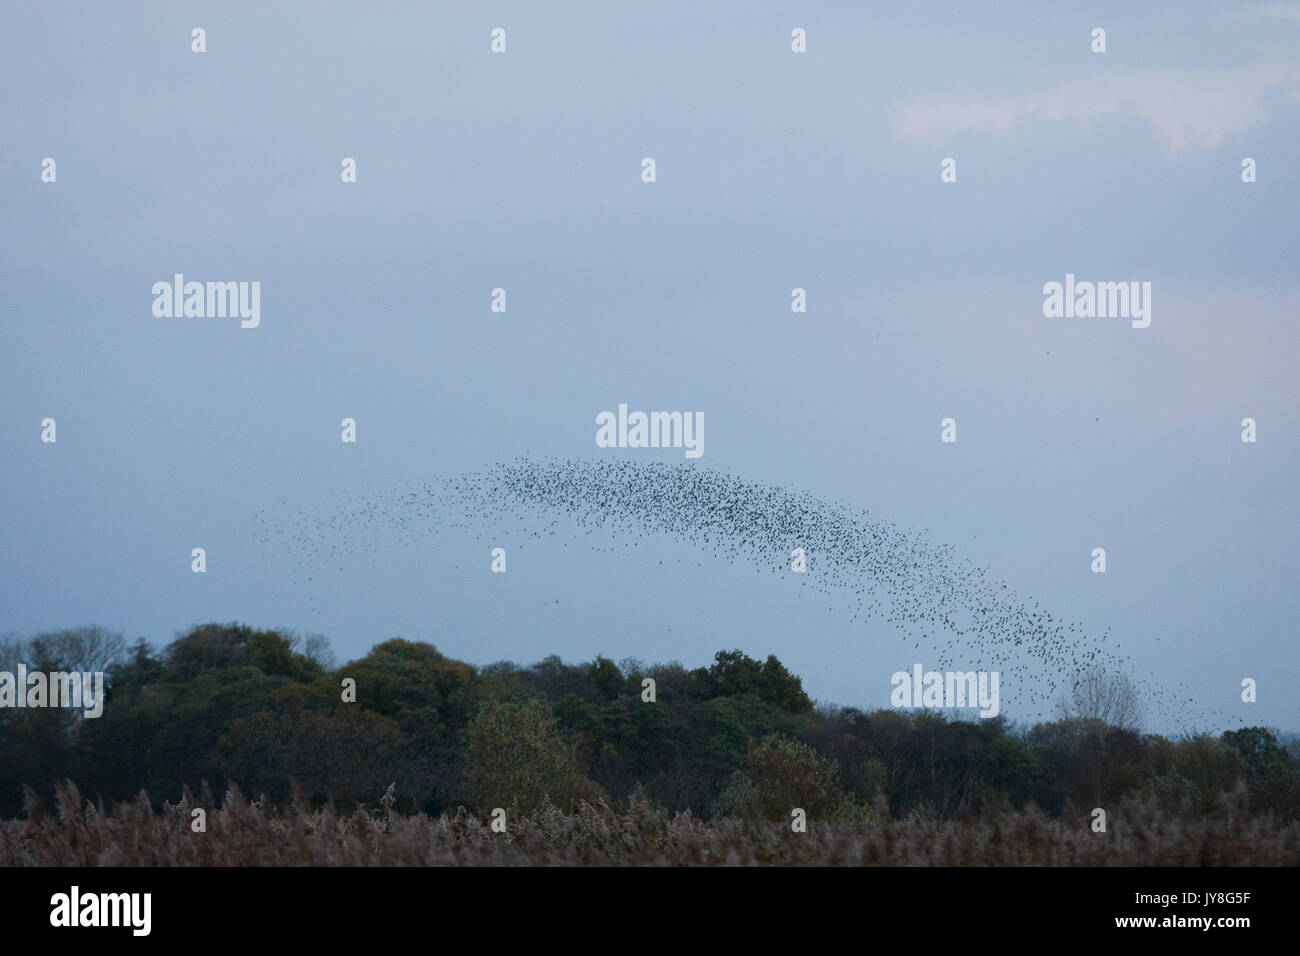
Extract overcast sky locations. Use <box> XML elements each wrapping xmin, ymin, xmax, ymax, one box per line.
<box><xmin>2</xmin><ymin>2</ymin><xmax>1296</xmax><ymax>734</ymax></box>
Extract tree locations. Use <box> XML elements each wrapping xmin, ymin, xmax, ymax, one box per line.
<box><xmin>1055</xmin><ymin>666</ymin><xmax>1144</xmax><ymax>731</ymax></box>
<box><xmin>0</xmin><ymin>627</ymin><xmax>129</xmax><ymax>814</ymax></box>
<box><xmin>164</xmin><ymin>623</ymin><xmax>323</xmax><ymax>683</ymax></box>
<box><xmin>214</xmin><ymin>708</ymin><xmax>404</xmax><ymax>806</ymax></box>
<box><xmin>716</xmin><ymin>733</ymin><xmax>842</xmax><ymax>820</ymax></box>
<box><xmin>299</xmin><ymin>632</ymin><xmax>337</xmax><ymax>670</ymax></box>
<box><xmin>465</xmin><ymin>697</ymin><xmax>603</xmax><ymax>814</ymax></box>
<box><xmin>1222</xmin><ymin>727</ymin><xmax>1296</xmax><ymax>818</ymax></box>
<box><xmin>341</xmin><ymin>638</ymin><xmax>476</xmax><ymax>732</ymax></box>
<box><xmin>694</xmin><ymin>650</ymin><xmax>813</xmax><ymax>714</ymax></box>
<box><xmin>17</xmin><ymin>625</ymin><xmax>127</xmax><ymax>675</ymax></box>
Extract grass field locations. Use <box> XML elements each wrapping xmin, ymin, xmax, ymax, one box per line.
<box><xmin>4</xmin><ymin>782</ymin><xmax>1297</xmax><ymax>866</ymax></box>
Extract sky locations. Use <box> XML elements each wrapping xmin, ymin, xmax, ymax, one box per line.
<box><xmin>2</xmin><ymin>1</ymin><xmax>1297</xmax><ymax>734</ymax></box>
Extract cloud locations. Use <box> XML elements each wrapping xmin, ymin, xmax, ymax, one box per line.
<box><xmin>894</xmin><ymin>64</ymin><xmax>1300</xmax><ymax>152</ymax></box>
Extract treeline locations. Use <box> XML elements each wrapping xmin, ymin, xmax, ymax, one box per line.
<box><xmin>1</xmin><ymin>624</ymin><xmax>1296</xmax><ymax>823</ymax></box>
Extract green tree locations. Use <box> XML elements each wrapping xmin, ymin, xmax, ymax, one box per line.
<box><xmin>717</xmin><ymin>733</ymin><xmax>842</xmax><ymax>821</ymax></box>
<box><xmin>214</xmin><ymin>707</ymin><xmax>404</xmax><ymax>806</ymax></box>
<box><xmin>695</xmin><ymin>650</ymin><xmax>813</xmax><ymax>714</ymax></box>
<box><xmin>1223</xmin><ymin>727</ymin><xmax>1296</xmax><ymax>817</ymax></box>
<box><xmin>465</xmin><ymin>697</ymin><xmax>603</xmax><ymax>814</ymax></box>
<box><xmin>340</xmin><ymin>638</ymin><xmax>477</xmax><ymax>733</ymax></box>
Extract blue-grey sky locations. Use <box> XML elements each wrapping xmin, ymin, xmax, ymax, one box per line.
<box><xmin>2</xmin><ymin>2</ymin><xmax>1297</xmax><ymax>734</ymax></box>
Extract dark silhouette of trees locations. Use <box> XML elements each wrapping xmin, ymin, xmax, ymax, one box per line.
<box><xmin>2</xmin><ymin>623</ymin><xmax>1296</xmax><ymax>826</ymax></box>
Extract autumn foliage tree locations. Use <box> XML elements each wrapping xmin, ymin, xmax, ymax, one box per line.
<box><xmin>465</xmin><ymin>697</ymin><xmax>604</xmax><ymax>813</ymax></box>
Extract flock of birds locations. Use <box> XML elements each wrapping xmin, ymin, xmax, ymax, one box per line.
<box><xmin>253</xmin><ymin>456</ymin><xmax>1227</xmax><ymax>731</ymax></box>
